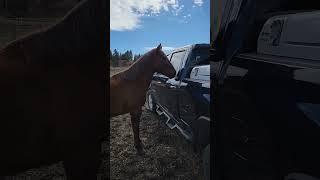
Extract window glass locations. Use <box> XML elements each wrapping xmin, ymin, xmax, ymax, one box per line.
<box><xmin>212</xmin><ymin>0</ymin><xmax>228</xmax><ymax>42</ymax></box>
<box><xmin>181</xmin><ymin>47</ymin><xmax>210</xmax><ymax>79</ymax></box>
<box><xmin>170</xmin><ymin>51</ymin><xmax>186</xmax><ymax>72</ymax></box>
<box><xmin>188</xmin><ymin>47</ymin><xmax>210</xmax><ymax>66</ymax></box>
<box><xmin>212</xmin><ymin>0</ymin><xmax>242</xmax><ymax>43</ymax></box>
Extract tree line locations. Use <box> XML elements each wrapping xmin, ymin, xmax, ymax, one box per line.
<box><xmin>110</xmin><ymin>49</ymin><xmax>142</xmax><ymax>67</ymax></box>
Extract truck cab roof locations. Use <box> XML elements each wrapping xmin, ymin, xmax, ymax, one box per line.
<box><xmin>166</xmin><ymin>44</ymin><xmax>210</xmax><ymax>55</ymax></box>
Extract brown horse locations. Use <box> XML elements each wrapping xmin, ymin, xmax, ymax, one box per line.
<box><xmin>0</xmin><ymin>0</ymin><xmax>106</xmax><ymax>180</ymax></box>
<box><xmin>110</xmin><ymin>44</ymin><xmax>176</xmax><ymax>154</ymax></box>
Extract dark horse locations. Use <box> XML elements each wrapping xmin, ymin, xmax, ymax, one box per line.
<box><xmin>110</xmin><ymin>44</ymin><xmax>176</xmax><ymax>154</ymax></box>
<box><xmin>0</xmin><ymin>0</ymin><xmax>106</xmax><ymax>179</ymax></box>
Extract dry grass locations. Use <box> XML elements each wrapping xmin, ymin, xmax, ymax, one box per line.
<box><xmin>110</xmin><ymin>66</ymin><xmax>129</xmax><ymax>76</ymax></box>
<box><xmin>110</xmin><ymin>110</ymin><xmax>203</xmax><ymax>180</ymax></box>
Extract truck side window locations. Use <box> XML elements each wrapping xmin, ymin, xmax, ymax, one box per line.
<box><xmin>185</xmin><ymin>47</ymin><xmax>210</xmax><ymax>78</ymax></box>
<box><xmin>170</xmin><ymin>51</ymin><xmax>186</xmax><ymax>72</ymax></box>
<box><xmin>188</xmin><ymin>48</ymin><xmax>210</xmax><ymax>67</ymax></box>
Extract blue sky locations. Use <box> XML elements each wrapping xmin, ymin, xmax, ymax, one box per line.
<box><xmin>110</xmin><ymin>0</ymin><xmax>210</xmax><ymax>56</ymax></box>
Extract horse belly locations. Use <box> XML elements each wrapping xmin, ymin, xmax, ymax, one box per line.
<box><xmin>110</xmin><ymin>86</ymin><xmax>145</xmax><ymax>117</ymax></box>
<box><xmin>0</xmin><ymin>116</ymin><xmax>58</xmax><ymax>176</ymax></box>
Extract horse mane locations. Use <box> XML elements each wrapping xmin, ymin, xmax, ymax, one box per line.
<box><xmin>114</xmin><ymin>49</ymin><xmax>155</xmax><ymax>81</ymax></box>
<box><xmin>1</xmin><ymin>0</ymin><xmax>106</xmax><ymax>65</ymax></box>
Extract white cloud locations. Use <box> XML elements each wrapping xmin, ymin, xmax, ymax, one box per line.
<box><xmin>110</xmin><ymin>0</ymin><xmax>184</xmax><ymax>31</ymax></box>
<box><xmin>110</xmin><ymin>1</ymin><xmax>141</xmax><ymax>31</ymax></box>
<box><xmin>193</xmin><ymin>0</ymin><xmax>203</xmax><ymax>6</ymax></box>
<box><xmin>183</xmin><ymin>14</ymin><xmax>191</xmax><ymax>18</ymax></box>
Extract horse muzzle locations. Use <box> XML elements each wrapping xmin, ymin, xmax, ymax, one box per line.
<box><xmin>168</xmin><ymin>69</ymin><xmax>176</xmax><ymax>78</ymax></box>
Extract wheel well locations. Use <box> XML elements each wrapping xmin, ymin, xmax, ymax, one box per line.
<box><xmin>193</xmin><ymin>115</ymin><xmax>210</xmax><ymax>150</ymax></box>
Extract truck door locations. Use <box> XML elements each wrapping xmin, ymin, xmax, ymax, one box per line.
<box><xmin>162</xmin><ymin>50</ymin><xmax>187</xmax><ymax>119</ymax></box>
<box><xmin>178</xmin><ymin>47</ymin><xmax>210</xmax><ymax>124</ymax></box>
<box><xmin>211</xmin><ymin>0</ymin><xmax>260</xmax><ymax>179</ymax></box>
<box><xmin>216</xmin><ymin>56</ymin><xmax>273</xmax><ymax>179</ymax></box>
<box><xmin>151</xmin><ymin>54</ymin><xmax>172</xmax><ymax>108</ymax></box>
<box><xmin>178</xmin><ymin>47</ymin><xmax>210</xmax><ymax>148</ymax></box>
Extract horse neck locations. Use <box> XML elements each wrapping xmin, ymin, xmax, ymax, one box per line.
<box><xmin>19</xmin><ymin>0</ymin><xmax>106</xmax><ymax>63</ymax></box>
<box><xmin>122</xmin><ymin>54</ymin><xmax>155</xmax><ymax>86</ymax></box>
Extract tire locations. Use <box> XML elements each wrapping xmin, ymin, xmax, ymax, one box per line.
<box><xmin>201</xmin><ymin>144</ymin><xmax>210</xmax><ymax>180</ymax></box>
<box><xmin>146</xmin><ymin>91</ymin><xmax>156</xmax><ymax>112</ymax></box>
<box><xmin>193</xmin><ymin>116</ymin><xmax>210</xmax><ymax>152</ymax></box>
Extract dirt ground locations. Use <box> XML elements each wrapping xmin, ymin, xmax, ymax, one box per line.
<box><xmin>110</xmin><ymin>66</ymin><xmax>126</xmax><ymax>76</ymax></box>
<box><xmin>110</xmin><ymin>109</ymin><xmax>203</xmax><ymax>180</ymax></box>
<box><xmin>2</xmin><ymin>67</ymin><xmax>203</xmax><ymax>180</ymax></box>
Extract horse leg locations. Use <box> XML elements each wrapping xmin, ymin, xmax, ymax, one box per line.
<box><xmin>130</xmin><ymin>109</ymin><xmax>144</xmax><ymax>155</ymax></box>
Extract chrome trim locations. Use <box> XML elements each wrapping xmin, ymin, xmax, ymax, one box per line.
<box><xmin>198</xmin><ymin>116</ymin><xmax>210</xmax><ymax>122</ymax></box>
<box><xmin>155</xmin><ymin>103</ymin><xmax>193</xmax><ymax>141</ymax></box>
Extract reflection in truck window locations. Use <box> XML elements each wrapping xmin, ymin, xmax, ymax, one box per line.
<box><xmin>170</xmin><ymin>51</ymin><xmax>186</xmax><ymax>72</ymax></box>
<box><xmin>189</xmin><ymin>47</ymin><xmax>210</xmax><ymax>66</ymax></box>
<box><xmin>212</xmin><ymin>0</ymin><xmax>228</xmax><ymax>42</ymax></box>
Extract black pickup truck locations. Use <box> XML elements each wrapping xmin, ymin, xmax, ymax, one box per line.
<box><xmin>212</xmin><ymin>0</ymin><xmax>320</xmax><ymax>179</ymax></box>
<box><xmin>146</xmin><ymin>44</ymin><xmax>210</xmax><ymax>152</ymax></box>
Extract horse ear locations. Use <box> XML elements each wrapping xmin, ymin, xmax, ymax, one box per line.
<box><xmin>157</xmin><ymin>43</ymin><xmax>162</xmax><ymax>51</ymax></box>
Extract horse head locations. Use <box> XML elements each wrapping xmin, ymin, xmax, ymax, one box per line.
<box><xmin>152</xmin><ymin>44</ymin><xmax>176</xmax><ymax>78</ymax></box>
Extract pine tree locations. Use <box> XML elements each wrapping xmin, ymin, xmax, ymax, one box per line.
<box><xmin>112</xmin><ymin>49</ymin><xmax>120</xmax><ymax>66</ymax></box>
<box><xmin>122</xmin><ymin>50</ymin><xmax>132</xmax><ymax>61</ymax></box>
<box><xmin>134</xmin><ymin>54</ymin><xmax>138</xmax><ymax>61</ymax></box>
<box><xmin>134</xmin><ymin>53</ymin><xmax>142</xmax><ymax>61</ymax></box>
<box><xmin>128</xmin><ymin>50</ymin><xmax>133</xmax><ymax>61</ymax></box>
<box><xmin>120</xmin><ymin>51</ymin><xmax>127</xmax><ymax>61</ymax></box>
